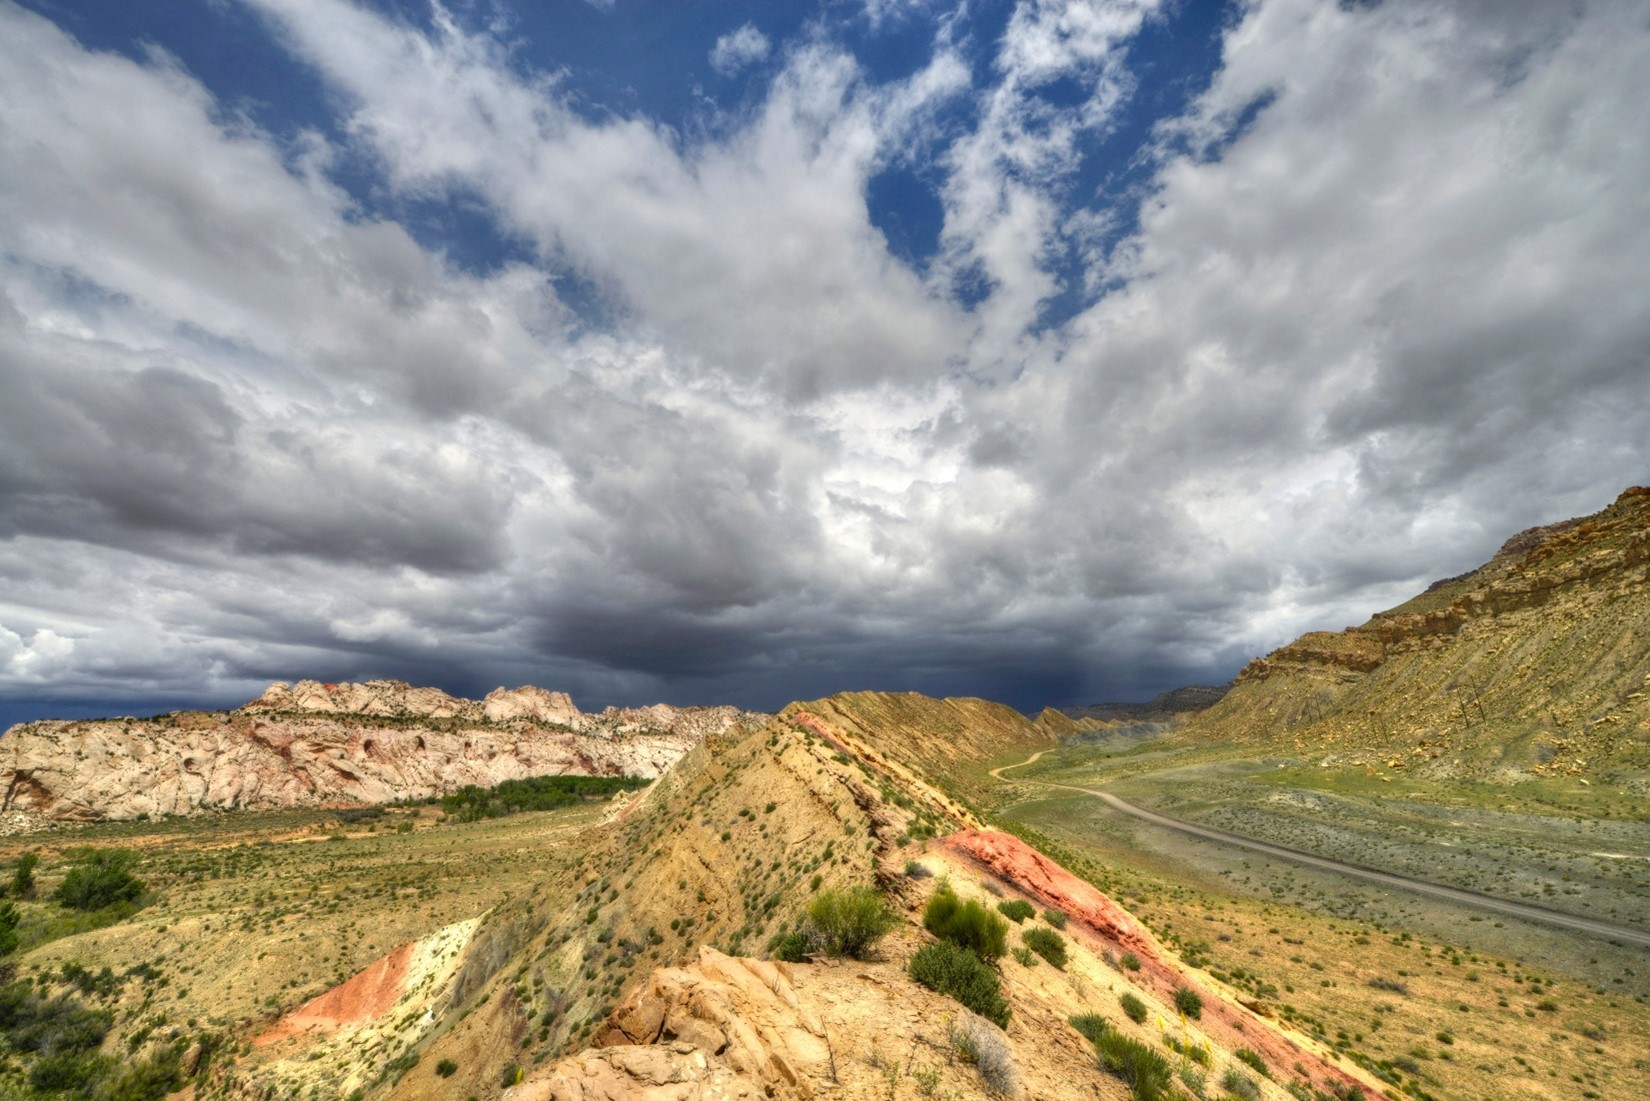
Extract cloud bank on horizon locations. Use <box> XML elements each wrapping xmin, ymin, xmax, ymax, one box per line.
<box><xmin>1</xmin><ymin>0</ymin><xmax>1647</xmax><ymax>722</ymax></box>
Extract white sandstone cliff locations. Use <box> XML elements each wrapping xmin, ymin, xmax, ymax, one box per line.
<box><xmin>0</xmin><ymin>680</ymin><xmax>764</xmax><ymax>824</ymax></box>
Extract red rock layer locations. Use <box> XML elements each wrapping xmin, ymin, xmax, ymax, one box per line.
<box><xmin>255</xmin><ymin>940</ymin><xmax>415</xmax><ymax>1044</ymax></box>
<box><xmin>944</xmin><ymin>828</ymin><xmax>1371</xmax><ymax>1098</ymax></box>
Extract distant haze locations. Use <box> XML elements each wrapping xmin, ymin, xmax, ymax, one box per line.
<box><xmin>2</xmin><ymin>0</ymin><xmax>1648</xmax><ymax>725</ymax></box>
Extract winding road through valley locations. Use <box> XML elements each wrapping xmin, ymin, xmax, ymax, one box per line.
<box><xmin>992</xmin><ymin>753</ymin><xmax>1650</xmax><ymax>950</ymax></box>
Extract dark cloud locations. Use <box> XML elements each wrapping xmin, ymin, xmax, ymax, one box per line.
<box><xmin>2</xmin><ymin>0</ymin><xmax>1648</xmax><ymax>726</ymax></box>
<box><xmin>0</xmin><ymin>341</ymin><xmax>511</xmax><ymax>574</ymax></box>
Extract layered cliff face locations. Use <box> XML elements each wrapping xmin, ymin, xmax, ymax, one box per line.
<box><xmin>0</xmin><ymin>680</ymin><xmax>766</xmax><ymax>823</ymax></box>
<box><xmin>1186</xmin><ymin>486</ymin><xmax>1650</xmax><ymax>779</ymax></box>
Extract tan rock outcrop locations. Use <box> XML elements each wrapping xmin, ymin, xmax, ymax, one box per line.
<box><xmin>522</xmin><ymin>1043</ymin><xmax>760</xmax><ymax>1101</ymax></box>
<box><xmin>509</xmin><ymin>949</ymin><xmax>827</xmax><ymax>1101</ymax></box>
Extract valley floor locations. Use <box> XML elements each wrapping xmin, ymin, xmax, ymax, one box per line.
<box><xmin>985</xmin><ymin>740</ymin><xmax>1650</xmax><ymax>1101</ymax></box>
<box><xmin>0</xmin><ymin>801</ymin><xmax>599</xmax><ymax>1062</ymax></box>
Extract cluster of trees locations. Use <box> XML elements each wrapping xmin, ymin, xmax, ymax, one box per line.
<box><xmin>51</xmin><ymin>849</ymin><xmax>145</xmax><ymax>912</ymax></box>
<box><xmin>1</xmin><ymin>848</ymin><xmax>147</xmax><ymax>960</ymax></box>
<box><xmin>436</xmin><ymin>774</ymin><xmax>649</xmax><ymax>822</ymax></box>
<box><xmin>0</xmin><ymin>977</ymin><xmax>189</xmax><ymax>1099</ymax></box>
<box><xmin>0</xmin><ymin>847</ymin><xmax>179</xmax><ymax>1098</ymax></box>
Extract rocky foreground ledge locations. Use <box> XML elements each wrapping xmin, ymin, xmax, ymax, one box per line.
<box><xmin>0</xmin><ymin>679</ymin><xmax>765</xmax><ymax>827</ymax></box>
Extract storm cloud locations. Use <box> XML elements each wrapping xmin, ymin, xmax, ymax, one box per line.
<box><xmin>1</xmin><ymin>0</ymin><xmax>1646</xmax><ymax>723</ymax></box>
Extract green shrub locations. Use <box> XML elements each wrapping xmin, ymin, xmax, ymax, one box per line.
<box><xmin>1119</xmin><ymin>991</ymin><xmax>1148</xmax><ymax>1024</ymax></box>
<box><xmin>29</xmin><ymin>1050</ymin><xmax>111</xmax><ymax>1093</ymax></box>
<box><xmin>58</xmin><ymin>962</ymin><xmax>119</xmax><ymax>999</ymax></box>
<box><xmin>3</xmin><ymin>991</ymin><xmax>113</xmax><ymax>1054</ymax></box>
<box><xmin>0</xmin><ymin>901</ymin><xmax>18</xmax><ymax>957</ymax></box>
<box><xmin>1220</xmin><ymin>1068</ymin><xmax>1260</xmax><ymax>1100</ymax></box>
<box><xmin>10</xmin><ymin>852</ymin><xmax>37</xmax><ymax>899</ymax></box>
<box><xmin>996</xmin><ymin>899</ymin><xmax>1035</xmax><ymax>923</ymax></box>
<box><xmin>52</xmin><ymin>849</ymin><xmax>145</xmax><ymax>912</ymax></box>
<box><xmin>384</xmin><ymin>1052</ymin><xmax>420</xmax><ymax>1076</ymax></box>
<box><xmin>1165</xmin><ymin>1034</ymin><xmax>1209</xmax><ymax>1065</ymax></box>
<box><xmin>0</xmin><ymin>980</ymin><xmax>146</xmax><ymax>1097</ymax></box>
<box><xmin>501</xmin><ymin>1063</ymin><xmax>523</xmax><ymax>1088</ymax></box>
<box><xmin>435</xmin><ymin>1059</ymin><xmax>458</xmax><ymax>1078</ymax></box>
<box><xmin>923</xmin><ymin>884</ymin><xmax>1008</xmax><ymax>959</ymax></box>
<box><xmin>1011</xmin><ymin>946</ymin><xmax>1037</xmax><ymax>967</ymax></box>
<box><xmin>1120</xmin><ymin>951</ymin><xmax>1142</xmax><ymax>971</ymax></box>
<box><xmin>1234</xmin><ymin>1048</ymin><xmax>1268</xmax><ymax>1077</ymax></box>
<box><xmin>1173</xmin><ymin>986</ymin><xmax>1203</xmax><ymax>1019</ymax></box>
<box><xmin>1021</xmin><ymin>927</ymin><xmax>1066</xmax><ymax>969</ymax></box>
<box><xmin>1094</xmin><ymin>1029</ymin><xmax>1175</xmax><ymax>1101</ymax></box>
<box><xmin>439</xmin><ymin>774</ymin><xmax>647</xmax><ymax>821</ymax></box>
<box><xmin>768</xmin><ymin>930</ymin><xmax>811</xmax><ymax>963</ymax></box>
<box><xmin>908</xmin><ymin>941</ymin><xmax>1010</xmax><ymax>1027</ymax></box>
<box><xmin>95</xmin><ymin>1052</ymin><xmax>184</xmax><ymax>1101</ymax></box>
<box><xmin>904</xmin><ymin>860</ymin><xmax>931</xmax><ymax>878</ymax></box>
<box><xmin>1042</xmin><ymin>908</ymin><xmax>1067</xmax><ymax>929</ymax></box>
<box><xmin>807</xmin><ymin>888</ymin><xmax>897</xmax><ymax>959</ymax></box>
<box><xmin>1069</xmin><ymin>1013</ymin><xmax>1107</xmax><ymax>1045</ymax></box>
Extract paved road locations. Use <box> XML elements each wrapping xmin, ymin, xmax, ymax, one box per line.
<box><xmin>993</xmin><ymin>755</ymin><xmax>1650</xmax><ymax>950</ymax></box>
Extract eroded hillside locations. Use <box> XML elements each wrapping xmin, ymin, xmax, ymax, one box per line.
<box><xmin>1184</xmin><ymin>486</ymin><xmax>1650</xmax><ymax>782</ymax></box>
<box><xmin>204</xmin><ymin>693</ymin><xmax>1385</xmax><ymax>1101</ymax></box>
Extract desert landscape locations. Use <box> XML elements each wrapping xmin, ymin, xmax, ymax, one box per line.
<box><xmin>0</xmin><ymin>489</ymin><xmax>1642</xmax><ymax>1100</ymax></box>
<box><xmin>4</xmin><ymin>1</ymin><xmax>1647</xmax><ymax>1099</ymax></box>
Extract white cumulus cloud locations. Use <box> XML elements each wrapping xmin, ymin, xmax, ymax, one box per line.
<box><xmin>710</xmin><ymin>23</ymin><xmax>771</xmax><ymax>76</ymax></box>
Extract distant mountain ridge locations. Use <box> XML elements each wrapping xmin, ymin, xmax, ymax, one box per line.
<box><xmin>0</xmin><ymin>679</ymin><xmax>765</xmax><ymax>825</ymax></box>
<box><xmin>244</xmin><ymin>679</ymin><xmax>584</xmax><ymax>726</ymax></box>
<box><xmin>1183</xmin><ymin>485</ymin><xmax>1650</xmax><ymax>782</ymax></box>
<box><xmin>1060</xmin><ymin>683</ymin><xmax>1231</xmax><ymax>723</ymax></box>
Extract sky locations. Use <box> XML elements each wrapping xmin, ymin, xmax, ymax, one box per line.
<box><xmin>1</xmin><ymin>0</ymin><xmax>1647</xmax><ymax>726</ymax></box>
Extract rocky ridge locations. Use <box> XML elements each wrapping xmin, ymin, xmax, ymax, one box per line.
<box><xmin>1185</xmin><ymin>486</ymin><xmax>1650</xmax><ymax>779</ymax></box>
<box><xmin>0</xmin><ymin>679</ymin><xmax>765</xmax><ymax>824</ymax></box>
<box><xmin>222</xmin><ymin>691</ymin><xmax>1382</xmax><ymax>1101</ymax></box>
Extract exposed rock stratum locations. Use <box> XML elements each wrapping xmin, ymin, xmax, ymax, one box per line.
<box><xmin>1185</xmin><ymin>486</ymin><xmax>1650</xmax><ymax>780</ymax></box>
<box><xmin>0</xmin><ymin>679</ymin><xmax>765</xmax><ymax>824</ymax></box>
